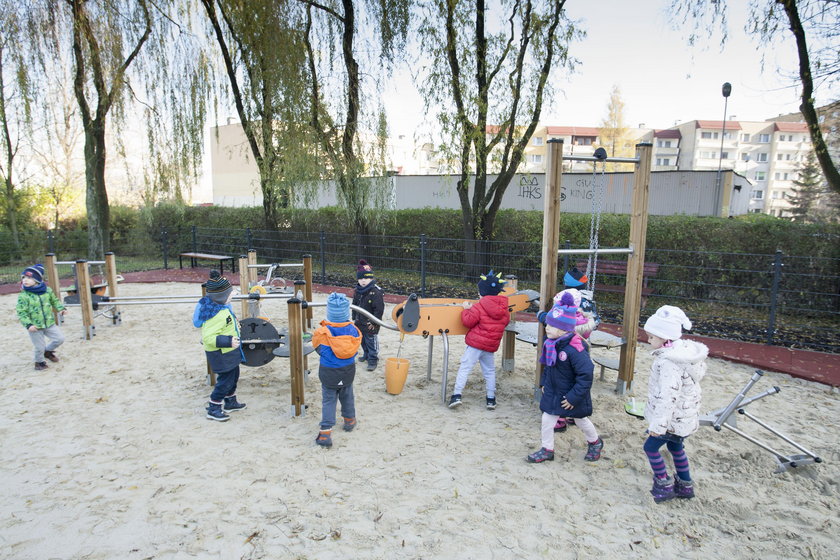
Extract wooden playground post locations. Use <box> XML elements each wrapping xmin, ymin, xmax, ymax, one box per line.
<box><xmin>535</xmin><ymin>139</ymin><xmax>565</xmax><ymax>397</ymax></box>
<box><xmin>104</xmin><ymin>252</ymin><xmax>120</xmax><ymax>325</ymax></box>
<box><xmin>75</xmin><ymin>260</ymin><xmax>95</xmax><ymax>340</ymax></box>
<box><xmin>238</xmin><ymin>254</ymin><xmax>250</xmax><ymax>318</ymax></box>
<box><xmin>501</xmin><ymin>275</ymin><xmax>518</xmax><ymax>373</ymax></box>
<box><xmin>201</xmin><ymin>282</ymin><xmax>216</xmax><ymax>386</ymax></box>
<box><xmin>294</xmin><ymin>279</ymin><xmax>310</xmax><ymax>375</ymax></box>
<box><xmin>44</xmin><ymin>254</ymin><xmax>61</xmax><ymax>325</ymax></box>
<box><xmin>287</xmin><ymin>296</ymin><xmax>306</xmax><ymax>417</ymax></box>
<box><xmin>303</xmin><ymin>255</ymin><xmax>313</xmax><ymax>329</ymax></box>
<box><xmin>618</xmin><ymin>142</ymin><xmax>653</xmax><ymax>392</ymax></box>
<box><xmin>247</xmin><ymin>249</ymin><xmax>259</xmax><ymax>289</ymax></box>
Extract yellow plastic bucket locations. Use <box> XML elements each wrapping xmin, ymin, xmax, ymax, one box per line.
<box><xmin>384</xmin><ymin>357</ymin><xmax>410</xmax><ymax>395</ymax></box>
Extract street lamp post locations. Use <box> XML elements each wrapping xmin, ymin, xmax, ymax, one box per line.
<box><xmin>716</xmin><ymin>82</ymin><xmax>732</xmax><ymax>196</ymax></box>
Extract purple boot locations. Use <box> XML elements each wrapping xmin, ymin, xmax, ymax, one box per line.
<box><xmin>674</xmin><ymin>476</ymin><xmax>695</xmax><ymax>499</ymax></box>
<box><xmin>650</xmin><ymin>475</ymin><xmax>676</xmax><ymax>503</ymax></box>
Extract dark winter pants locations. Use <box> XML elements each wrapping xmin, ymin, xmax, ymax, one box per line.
<box><xmin>360</xmin><ymin>332</ymin><xmax>379</xmax><ymax>366</ymax></box>
<box><xmin>210</xmin><ymin>365</ymin><xmax>240</xmax><ymax>402</ymax></box>
<box><xmin>320</xmin><ymin>384</ymin><xmax>356</xmax><ymax>430</ymax></box>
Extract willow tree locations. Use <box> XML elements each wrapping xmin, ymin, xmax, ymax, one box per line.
<box><xmin>300</xmin><ymin>0</ymin><xmax>410</xmax><ymax>238</ymax></box>
<box><xmin>671</xmin><ymin>0</ymin><xmax>840</xmax><ymax>195</ymax></box>
<box><xmin>201</xmin><ymin>0</ymin><xmax>321</xmax><ymax>227</ymax></box>
<box><xmin>418</xmin><ymin>0</ymin><xmax>580</xmax><ymax>272</ymax></box>
<box><xmin>22</xmin><ymin>1</ymin><xmax>211</xmax><ymax>257</ymax></box>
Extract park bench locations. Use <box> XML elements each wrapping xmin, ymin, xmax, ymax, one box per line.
<box><xmin>575</xmin><ymin>259</ymin><xmax>660</xmax><ymax>306</ymax></box>
<box><xmin>179</xmin><ymin>252</ymin><xmax>236</xmax><ymax>274</ymax></box>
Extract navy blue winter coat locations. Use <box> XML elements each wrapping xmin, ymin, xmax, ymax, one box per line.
<box><xmin>539</xmin><ymin>335</ymin><xmax>595</xmax><ymax>418</ymax></box>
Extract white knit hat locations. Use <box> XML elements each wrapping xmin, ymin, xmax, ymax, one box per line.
<box><xmin>643</xmin><ymin>305</ymin><xmax>692</xmax><ymax>341</ymax></box>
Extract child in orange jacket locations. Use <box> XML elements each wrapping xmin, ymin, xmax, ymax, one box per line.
<box><xmin>311</xmin><ymin>292</ymin><xmax>362</xmax><ymax>448</ymax></box>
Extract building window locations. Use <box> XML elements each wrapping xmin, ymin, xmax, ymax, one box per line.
<box><xmin>750</xmin><ymin>208</ymin><xmax>762</xmax><ymax>213</ymax></box>
<box><xmin>700</xmin><ymin>151</ymin><xmax>716</xmax><ymax>159</ymax></box>
<box><xmin>786</xmin><ymin>153</ymin><xmax>792</xmax><ymax>160</ymax></box>
<box><xmin>759</xmin><ymin>134</ymin><xmax>770</xmax><ymax>143</ymax></box>
<box><xmin>777</xmin><ymin>153</ymin><xmax>784</xmax><ymax>161</ymax></box>
<box><xmin>533</xmin><ymin>137</ymin><xmax>544</xmax><ymax>146</ymax></box>
<box><xmin>741</xmin><ymin>153</ymin><xmax>750</xmax><ymax>161</ymax></box>
<box><xmin>656</xmin><ymin>158</ymin><xmax>671</xmax><ymax>166</ymax></box>
<box><xmin>700</xmin><ymin>131</ymin><xmax>719</xmax><ymax>139</ymax></box>
<box><xmin>573</xmin><ymin>136</ymin><xmax>594</xmax><ymax>146</ymax></box>
<box><xmin>757</xmin><ymin>153</ymin><xmax>768</xmax><ymax>162</ymax></box>
<box><xmin>771</xmin><ymin>191</ymin><xmax>781</xmax><ymax>199</ymax></box>
<box><xmin>751</xmin><ymin>190</ymin><xmax>764</xmax><ymax>199</ymax></box>
<box><xmin>528</xmin><ymin>154</ymin><xmax>543</xmax><ymax>164</ymax></box>
<box><xmin>656</xmin><ymin>140</ymin><xmax>672</xmax><ymax>148</ymax></box>
<box><xmin>755</xmin><ymin>171</ymin><xmax>766</xmax><ymax>181</ymax></box>
<box><xmin>721</xmin><ymin>152</ymin><xmax>729</xmax><ymax>159</ymax></box>
<box><xmin>742</xmin><ymin>133</ymin><xmax>750</xmax><ymax>142</ymax></box>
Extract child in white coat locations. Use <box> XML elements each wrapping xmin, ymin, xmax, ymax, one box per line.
<box><xmin>642</xmin><ymin>305</ymin><xmax>708</xmax><ymax>503</ymax></box>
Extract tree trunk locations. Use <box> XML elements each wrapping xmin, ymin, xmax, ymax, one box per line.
<box><xmin>84</xmin><ymin>122</ymin><xmax>109</xmax><ymax>259</ymax></box>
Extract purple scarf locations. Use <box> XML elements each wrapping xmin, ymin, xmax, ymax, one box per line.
<box><xmin>540</xmin><ymin>333</ymin><xmax>584</xmax><ymax>366</ymax></box>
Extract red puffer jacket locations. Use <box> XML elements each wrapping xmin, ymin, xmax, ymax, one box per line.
<box><xmin>462</xmin><ymin>295</ymin><xmax>510</xmax><ymax>352</ymax></box>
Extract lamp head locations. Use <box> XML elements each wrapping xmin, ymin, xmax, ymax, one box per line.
<box><xmin>722</xmin><ymin>82</ymin><xmax>732</xmax><ymax>98</ymax></box>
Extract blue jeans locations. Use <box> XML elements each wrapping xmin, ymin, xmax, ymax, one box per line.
<box><xmin>360</xmin><ymin>332</ymin><xmax>379</xmax><ymax>365</ymax></box>
<box><xmin>210</xmin><ymin>365</ymin><xmax>240</xmax><ymax>402</ymax></box>
<box><xmin>320</xmin><ymin>384</ymin><xmax>355</xmax><ymax>430</ymax></box>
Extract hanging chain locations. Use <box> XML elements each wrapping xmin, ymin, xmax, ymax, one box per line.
<box><xmin>586</xmin><ymin>160</ymin><xmax>606</xmax><ymax>293</ymax></box>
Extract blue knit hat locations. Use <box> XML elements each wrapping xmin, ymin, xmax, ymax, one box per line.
<box><xmin>22</xmin><ymin>265</ymin><xmax>44</xmax><ymax>284</ymax></box>
<box><xmin>326</xmin><ymin>292</ymin><xmax>350</xmax><ymax>322</ymax></box>
<box><xmin>477</xmin><ymin>270</ymin><xmax>506</xmax><ymax>296</ymax></box>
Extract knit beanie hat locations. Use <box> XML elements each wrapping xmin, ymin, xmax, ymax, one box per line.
<box><xmin>326</xmin><ymin>292</ymin><xmax>351</xmax><ymax>322</ymax></box>
<box><xmin>356</xmin><ymin>259</ymin><xmax>374</xmax><ymax>280</ymax></box>
<box><xmin>545</xmin><ymin>292</ymin><xmax>578</xmax><ymax>331</ymax></box>
<box><xmin>563</xmin><ymin>267</ymin><xmax>587</xmax><ymax>289</ymax></box>
<box><xmin>477</xmin><ymin>270</ymin><xmax>506</xmax><ymax>296</ymax></box>
<box><xmin>644</xmin><ymin>305</ymin><xmax>692</xmax><ymax>341</ymax></box>
<box><xmin>553</xmin><ymin>288</ymin><xmax>581</xmax><ymax>307</ymax></box>
<box><xmin>205</xmin><ymin>270</ymin><xmax>233</xmax><ymax>304</ymax></box>
<box><xmin>21</xmin><ymin>265</ymin><xmax>44</xmax><ymax>284</ymax></box>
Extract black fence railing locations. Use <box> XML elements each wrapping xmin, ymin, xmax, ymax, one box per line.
<box><xmin>2</xmin><ymin>227</ymin><xmax>838</xmax><ymax>353</ymax></box>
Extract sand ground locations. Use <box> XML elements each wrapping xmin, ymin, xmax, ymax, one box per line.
<box><xmin>2</xmin><ymin>282</ymin><xmax>838</xmax><ymax>559</ymax></box>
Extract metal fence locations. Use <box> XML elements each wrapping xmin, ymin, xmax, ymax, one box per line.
<box><xmin>2</xmin><ymin>227</ymin><xmax>838</xmax><ymax>353</ymax></box>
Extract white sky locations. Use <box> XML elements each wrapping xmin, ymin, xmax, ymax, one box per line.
<box><xmin>382</xmin><ymin>0</ymin><xmax>817</xmax><ymax>139</ymax></box>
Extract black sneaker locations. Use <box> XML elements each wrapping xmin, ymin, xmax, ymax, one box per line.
<box><xmin>223</xmin><ymin>395</ymin><xmax>247</xmax><ymax>412</ymax></box>
<box><xmin>486</xmin><ymin>397</ymin><xmax>497</xmax><ymax>410</ymax></box>
<box><xmin>448</xmin><ymin>394</ymin><xmax>462</xmax><ymax>408</ymax></box>
<box><xmin>206</xmin><ymin>402</ymin><xmax>230</xmax><ymax>422</ymax></box>
<box><xmin>358</xmin><ymin>356</ymin><xmax>367</xmax><ymax>363</ymax></box>
<box><xmin>34</xmin><ymin>362</ymin><xmax>48</xmax><ymax>371</ymax></box>
<box><xmin>366</xmin><ymin>362</ymin><xmax>377</xmax><ymax>371</ymax></box>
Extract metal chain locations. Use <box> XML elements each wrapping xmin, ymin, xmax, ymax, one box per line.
<box><xmin>586</xmin><ymin>160</ymin><xmax>606</xmax><ymax>293</ymax></box>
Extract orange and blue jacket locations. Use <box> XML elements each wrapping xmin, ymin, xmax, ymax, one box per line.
<box><xmin>312</xmin><ymin>320</ymin><xmax>362</xmax><ymax>367</ymax></box>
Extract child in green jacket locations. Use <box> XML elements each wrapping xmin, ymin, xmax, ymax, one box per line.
<box><xmin>192</xmin><ymin>271</ymin><xmax>245</xmax><ymax>422</ymax></box>
<box><xmin>16</xmin><ymin>265</ymin><xmax>66</xmax><ymax>370</ymax></box>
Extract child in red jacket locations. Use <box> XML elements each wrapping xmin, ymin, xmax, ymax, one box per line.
<box><xmin>448</xmin><ymin>271</ymin><xmax>510</xmax><ymax>410</ymax></box>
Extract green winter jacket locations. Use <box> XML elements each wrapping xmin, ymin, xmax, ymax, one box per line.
<box><xmin>17</xmin><ymin>288</ymin><xmax>65</xmax><ymax>330</ymax></box>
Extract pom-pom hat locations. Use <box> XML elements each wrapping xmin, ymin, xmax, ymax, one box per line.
<box><xmin>356</xmin><ymin>259</ymin><xmax>374</xmax><ymax>280</ymax></box>
<box><xmin>477</xmin><ymin>270</ymin><xmax>506</xmax><ymax>296</ymax></box>
<box><xmin>326</xmin><ymin>292</ymin><xmax>351</xmax><ymax>322</ymax></box>
<box><xmin>205</xmin><ymin>270</ymin><xmax>233</xmax><ymax>304</ymax></box>
<box><xmin>644</xmin><ymin>305</ymin><xmax>692</xmax><ymax>341</ymax></box>
<box><xmin>545</xmin><ymin>292</ymin><xmax>578</xmax><ymax>332</ymax></box>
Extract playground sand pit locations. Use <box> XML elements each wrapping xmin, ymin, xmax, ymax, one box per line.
<box><xmin>2</xmin><ymin>282</ymin><xmax>839</xmax><ymax>559</ymax></box>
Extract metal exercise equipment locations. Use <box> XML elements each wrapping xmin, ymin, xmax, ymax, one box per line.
<box><xmin>699</xmin><ymin>369</ymin><xmax>823</xmax><ymax>473</ymax></box>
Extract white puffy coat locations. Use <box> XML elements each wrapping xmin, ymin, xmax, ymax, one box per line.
<box><xmin>645</xmin><ymin>339</ymin><xmax>709</xmax><ymax>437</ymax></box>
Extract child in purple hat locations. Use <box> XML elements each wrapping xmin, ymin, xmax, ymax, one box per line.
<box><xmin>526</xmin><ymin>292</ymin><xmax>603</xmax><ymax>464</ymax></box>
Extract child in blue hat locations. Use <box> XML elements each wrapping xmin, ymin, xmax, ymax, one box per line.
<box><xmin>16</xmin><ymin>264</ymin><xmax>66</xmax><ymax>370</ymax></box>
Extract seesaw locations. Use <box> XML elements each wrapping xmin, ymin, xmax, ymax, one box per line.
<box><xmin>391</xmin><ymin>288</ymin><xmax>539</xmax><ymax>404</ymax></box>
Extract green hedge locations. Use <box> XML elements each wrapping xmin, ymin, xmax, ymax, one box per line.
<box><xmin>131</xmin><ymin>204</ymin><xmax>839</xmax><ymax>258</ymax></box>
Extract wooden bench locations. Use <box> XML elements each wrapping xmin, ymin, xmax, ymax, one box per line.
<box><xmin>576</xmin><ymin>259</ymin><xmax>660</xmax><ymax>306</ymax></box>
<box><xmin>592</xmin><ymin>353</ymin><xmax>636</xmax><ymax>383</ymax></box>
<box><xmin>179</xmin><ymin>252</ymin><xmax>236</xmax><ymax>274</ymax></box>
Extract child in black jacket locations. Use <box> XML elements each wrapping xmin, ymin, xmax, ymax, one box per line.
<box><xmin>351</xmin><ymin>260</ymin><xmax>384</xmax><ymax>371</ymax></box>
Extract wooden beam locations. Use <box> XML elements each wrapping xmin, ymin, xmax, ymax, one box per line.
<box><xmin>536</xmin><ymin>140</ymin><xmax>565</xmax><ymax>395</ymax></box>
<box><xmin>75</xmin><ymin>260</ymin><xmax>95</xmax><ymax>340</ymax></box>
<box><xmin>104</xmin><ymin>252</ymin><xmax>120</xmax><ymax>325</ymax></box>
<box><xmin>239</xmin><ymin>254</ymin><xmax>250</xmax><ymax>318</ymax></box>
<box><xmin>44</xmin><ymin>254</ymin><xmax>61</xmax><ymax>325</ymax></box>
<box><xmin>618</xmin><ymin>143</ymin><xmax>653</xmax><ymax>393</ymax></box>
<box><xmin>501</xmin><ymin>275</ymin><xmax>518</xmax><ymax>373</ymax></box>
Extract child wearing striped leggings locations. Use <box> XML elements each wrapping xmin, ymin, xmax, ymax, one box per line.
<box><xmin>642</xmin><ymin>306</ymin><xmax>708</xmax><ymax>503</ymax></box>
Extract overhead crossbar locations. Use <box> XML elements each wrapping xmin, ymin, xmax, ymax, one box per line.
<box><xmin>561</xmin><ymin>155</ymin><xmax>640</xmax><ymax>164</ymax></box>
<box><xmin>557</xmin><ymin>247</ymin><xmax>633</xmax><ymax>255</ymax></box>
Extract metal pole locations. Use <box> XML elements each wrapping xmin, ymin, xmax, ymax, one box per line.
<box><xmin>767</xmin><ymin>250</ymin><xmax>783</xmax><ymax>345</ymax></box>
<box><xmin>246</xmin><ymin>227</ymin><xmax>253</xmax><ymax>250</ymax></box>
<box><xmin>556</xmin><ymin>247</ymin><xmax>634</xmax><ymax>255</ymax></box>
<box><xmin>716</xmin><ymin>82</ymin><xmax>732</xmax><ymax>200</ymax></box>
<box><xmin>48</xmin><ymin>230</ymin><xmax>55</xmax><ymax>254</ymax></box>
<box><xmin>161</xmin><ymin>229</ymin><xmax>169</xmax><ymax>270</ymax></box>
<box><xmin>420</xmin><ymin>234</ymin><xmax>427</xmax><ymax>298</ymax></box>
<box><xmin>319</xmin><ymin>231</ymin><xmax>326</xmax><ymax>283</ymax></box>
<box><xmin>191</xmin><ymin>225</ymin><xmax>197</xmax><ymax>253</ymax></box>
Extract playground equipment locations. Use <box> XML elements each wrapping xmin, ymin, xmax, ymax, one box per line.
<box><xmin>700</xmin><ymin>369</ymin><xmax>823</xmax><ymax>473</ymax></box>
<box><xmin>390</xmin><ymin>287</ymin><xmax>538</xmax><ymax>404</ymax></box>
<box><xmin>625</xmin><ymin>369</ymin><xmax>823</xmax><ymax>473</ymax></box>
<box><xmin>538</xmin><ymin>140</ymin><xmax>654</xmax><ymax>395</ymax></box>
